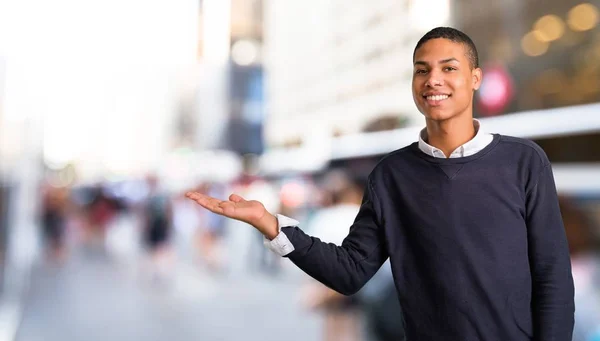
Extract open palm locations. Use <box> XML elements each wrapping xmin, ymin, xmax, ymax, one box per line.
<box><xmin>186</xmin><ymin>191</ymin><xmax>270</xmax><ymax>230</ymax></box>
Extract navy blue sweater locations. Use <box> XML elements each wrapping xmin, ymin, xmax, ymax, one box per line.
<box><xmin>282</xmin><ymin>134</ymin><xmax>575</xmax><ymax>341</ymax></box>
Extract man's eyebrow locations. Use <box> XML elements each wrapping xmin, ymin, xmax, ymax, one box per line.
<box><xmin>440</xmin><ymin>58</ymin><xmax>459</xmax><ymax>63</ymax></box>
<box><xmin>414</xmin><ymin>58</ymin><xmax>460</xmax><ymax>66</ymax></box>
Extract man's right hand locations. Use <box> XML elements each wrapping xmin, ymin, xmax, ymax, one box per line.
<box><xmin>185</xmin><ymin>191</ymin><xmax>280</xmax><ymax>240</ymax></box>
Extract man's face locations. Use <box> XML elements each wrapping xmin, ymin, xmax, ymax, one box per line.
<box><xmin>412</xmin><ymin>38</ymin><xmax>482</xmax><ymax>122</ymax></box>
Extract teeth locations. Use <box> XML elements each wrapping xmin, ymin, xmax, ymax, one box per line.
<box><xmin>426</xmin><ymin>95</ymin><xmax>449</xmax><ymax>101</ymax></box>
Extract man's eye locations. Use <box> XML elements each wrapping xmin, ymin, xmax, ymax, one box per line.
<box><xmin>415</xmin><ymin>69</ymin><xmax>427</xmax><ymax>74</ymax></box>
<box><xmin>444</xmin><ymin>67</ymin><xmax>457</xmax><ymax>71</ymax></box>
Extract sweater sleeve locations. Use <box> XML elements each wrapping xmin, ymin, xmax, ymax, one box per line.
<box><xmin>526</xmin><ymin>163</ymin><xmax>575</xmax><ymax>341</ymax></box>
<box><xmin>281</xmin><ymin>178</ymin><xmax>388</xmax><ymax>295</ymax></box>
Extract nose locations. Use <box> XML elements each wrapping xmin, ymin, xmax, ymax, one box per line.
<box><xmin>425</xmin><ymin>70</ymin><xmax>444</xmax><ymax>87</ymax></box>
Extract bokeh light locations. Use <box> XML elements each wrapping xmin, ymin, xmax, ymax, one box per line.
<box><xmin>567</xmin><ymin>3</ymin><xmax>599</xmax><ymax>32</ymax></box>
<box><xmin>521</xmin><ymin>30</ymin><xmax>550</xmax><ymax>56</ymax></box>
<box><xmin>533</xmin><ymin>15</ymin><xmax>565</xmax><ymax>42</ymax></box>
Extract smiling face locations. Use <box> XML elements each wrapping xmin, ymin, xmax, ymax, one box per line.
<box><xmin>412</xmin><ymin>38</ymin><xmax>482</xmax><ymax>122</ymax></box>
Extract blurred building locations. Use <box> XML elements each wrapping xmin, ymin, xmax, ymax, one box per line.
<box><xmin>0</xmin><ymin>56</ymin><xmax>8</xmax><ymax>294</ymax></box>
<box><xmin>227</xmin><ymin>0</ymin><xmax>265</xmax><ymax>155</ymax></box>
<box><xmin>192</xmin><ymin>0</ymin><xmax>262</xmax><ymax>151</ymax></box>
<box><xmin>188</xmin><ymin>0</ymin><xmax>265</xmax><ymax>160</ymax></box>
<box><xmin>0</xmin><ymin>52</ymin><xmax>43</xmax><ymax>306</ymax></box>
<box><xmin>226</xmin><ymin>64</ymin><xmax>265</xmax><ymax>155</ymax></box>
<box><xmin>262</xmin><ymin>0</ymin><xmax>451</xmax><ymax>149</ymax></box>
<box><xmin>160</xmin><ymin>0</ymin><xmax>264</xmax><ymax>188</ymax></box>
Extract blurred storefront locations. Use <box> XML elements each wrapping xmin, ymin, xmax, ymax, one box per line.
<box><xmin>452</xmin><ymin>0</ymin><xmax>600</xmax><ymax>116</ymax></box>
<box><xmin>451</xmin><ymin>0</ymin><xmax>600</xmax><ymax>183</ymax></box>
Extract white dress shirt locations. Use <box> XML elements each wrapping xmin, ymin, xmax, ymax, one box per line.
<box><xmin>265</xmin><ymin>119</ymin><xmax>494</xmax><ymax>256</ymax></box>
<box><xmin>418</xmin><ymin>119</ymin><xmax>493</xmax><ymax>158</ymax></box>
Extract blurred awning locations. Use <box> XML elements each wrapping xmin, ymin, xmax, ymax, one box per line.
<box><xmin>552</xmin><ymin>163</ymin><xmax>600</xmax><ymax>194</ymax></box>
<box><xmin>331</xmin><ymin>102</ymin><xmax>600</xmax><ymax>160</ymax></box>
<box><xmin>260</xmin><ymin>103</ymin><xmax>600</xmax><ymax>177</ymax></box>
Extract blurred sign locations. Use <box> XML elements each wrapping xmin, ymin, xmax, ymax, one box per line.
<box><xmin>226</xmin><ymin>64</ymin><xmax>264</xmax><ymax>155</ymax></box>
<box><xmin>477</xmin><ymin>64</ymin><xmax>514</xmax><ymax>116</ymax></box>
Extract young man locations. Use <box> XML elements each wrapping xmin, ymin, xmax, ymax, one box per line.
<box><xmin>186</xmin><ymin>27</ymin><xmax>575</xmax><ymax>340</ymax></box>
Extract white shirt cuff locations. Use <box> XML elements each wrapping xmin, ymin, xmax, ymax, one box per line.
<box><xmin>263</xmin><ymin>214</ymin><xmax>298</xmax><ymax>256</ymax></box>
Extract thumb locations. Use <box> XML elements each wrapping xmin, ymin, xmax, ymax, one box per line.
<box><xmin>229</xmin><ymin>194</ymin><xmax>246</xmax><ymax>203</ymax></box>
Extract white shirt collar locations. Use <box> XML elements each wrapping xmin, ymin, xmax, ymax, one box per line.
<box><xmin>418</xmin><ymin>119</ymin><xmax>493</xmax><ymax>158</ymax></box>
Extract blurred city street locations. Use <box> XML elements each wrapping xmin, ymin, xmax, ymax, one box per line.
<box><xmin>1</xmin><ymin>0</ymin><xmax>599</xmax><ymax>340</ymax></box>
<box><xmin>15</xmin><ymin>223</ymin><xmax>321</xmax><ymax>341</ymax></box>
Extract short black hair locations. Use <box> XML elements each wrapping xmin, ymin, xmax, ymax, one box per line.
<box><xmin>413</xmin><ymin>27</ymin><xmax>479</xmax><ymax>69</ymax></box>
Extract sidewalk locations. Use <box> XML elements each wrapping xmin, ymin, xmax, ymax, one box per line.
<box><xmin>13</xmin><ymin>246</ymin><xmax>322</xmax><ymax>341</ymax></box>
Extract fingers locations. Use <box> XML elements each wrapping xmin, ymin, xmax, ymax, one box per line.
<box><xmin>229</xmin><ymin>194</ymin><xmax>246</xmax><ymax>203</ymax></box>
<box><xmin>185</xmin><ymin>191</ymin><xmax>224</xmax><ymax>214</ymax></box>
<box><xmin>185</xmin><ymin>191</ymin><xmax>203</xmax><ymax>201</ymax></box>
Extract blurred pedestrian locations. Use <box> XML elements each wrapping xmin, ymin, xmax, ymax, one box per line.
<box><xmin>141</xmin><ymin>175</ymin><xmax>174</xmax><ymax>285</ymax></box>
<box><xmin>84</xmin><ymin>186</ymin><xmax>118</xmax><ymax>252</ymax></box>
<box><xmin>40</xmin><ymin>183</ymin><xmax>70</xmax><ymax>264</ymax></box>
<box><xmin>302</xmin><ymin>170</ymin><xmax>365</xmax><ymax>341</ymax></box>
<box><xmin>559</xmin><ymin>196</ymin><xmax>600</xmax><ymax>341</ymax></box>
<box><xmin>356</xmin><ymin>260</ymin><xmax>404</xmax><ymax>341</ymax></box>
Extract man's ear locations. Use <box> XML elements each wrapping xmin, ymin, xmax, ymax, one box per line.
<box><xmin>472</xmin><ymin>67</ymin><xmax>483</xmax><ymax>91</ymax></box>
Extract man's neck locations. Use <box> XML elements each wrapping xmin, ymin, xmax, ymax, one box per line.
<box><xmin>425</xmin><ymin>113</ymin><xmax>476</xmax><ymax>158</ymax></box>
